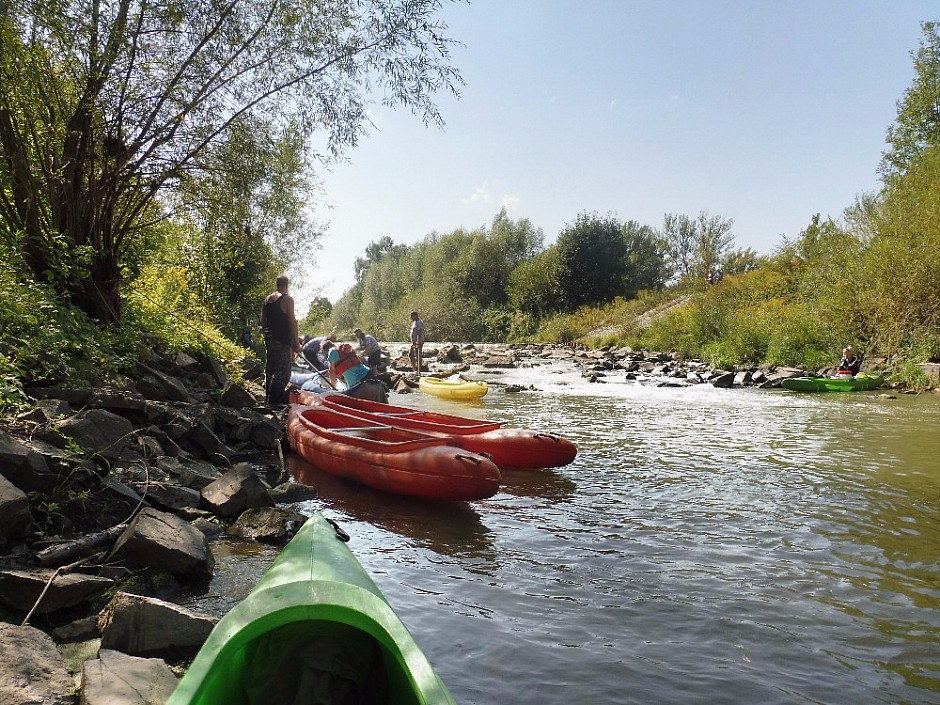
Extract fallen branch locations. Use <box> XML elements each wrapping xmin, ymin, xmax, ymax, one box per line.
<box><xmin>35</xmin><ymin>523</ymin><xmax>128</xmax><ymax>567</ymax></box>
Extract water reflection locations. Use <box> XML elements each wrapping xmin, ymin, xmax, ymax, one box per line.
<box><xmin>498</xmin><ymin>467</ymin><xmax>577</xmax><ymax>501</ymax></box>
<box><xmin>288</xmin><ymin>455</ymin><xmax>494</xmax><ymax>560</ymax></box>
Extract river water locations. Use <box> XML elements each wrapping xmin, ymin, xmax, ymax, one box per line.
<box><xmin>198</xmin><ymin>357</ymin><xmax>940</xmax><ymax>705</ymax></box>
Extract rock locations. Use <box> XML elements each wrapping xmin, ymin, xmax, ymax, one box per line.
<box><xmin>157</xmin><ymin>456</ymin><xmax>222</xmax><ymax>490</ymax></box>
<box><xmin>80</xmin><ymin>649</ymin><xmax>179</xmax><ymax>705</ymax></box>
<box><xmin>132</xmin><ymin>482</ymin><xmax>201</xmax><ymax>512</ymax></box>
<box><xmin>0</xmin><ymin>568</ymin><xmax>114</xmax><ymax>614</ymax></box>
<box><xmin>733</xmin><ymin>370</ymin><xmax>752</xmax><ymax>386</ymax></box>
<box><xmin>219</xmin><ymin>380</ymin><xmax>257</xmax><ymax>409</ymax></box>
<box><xmin>109</xmin><ymin>508</ymin><xmax>214</xmax><ymax>582</ymax></box>
<box><xmin>919</xmin><ymin>362</ymin><xmax>940</xmax><ymax>380</ymax></box>
<box><xmin>56</xmin><ymin>409</ymin><xmax>136</xmax><ymax>460</ymax></box>
<box><xmin>437</xmin><ymin>344</ymin><xmax>463</xmax><ymax>363</ymax></box>
<box><xmin>270</xmin><ymin>482</ymin><xmax>318</xmax><ymax>504</ymax></box>
<box><xmin>50</xmin><ymin>615</ymin><xmax>100</xmax><ymax>644</ymax></box>
<box><xmin>759</xmin><ymin>366</ymin><xmax>805</xmax><ymax>388</ymax></box>
<box><xmin>710</xmin><ymin>371</ymin><xmax>735</xmax><ymax>388</ymax></box>
<box><xmin>227</xmin><ymin>506</ymin><xmax>309</xmax><ymax>543</ymax></box>
<box><xmin>0</xmin><ymin>472</ymin><xmax>30</xmax><ymax>540</ymax></box>
<box><xmin>181</xmin><ymin>420</ymin><xmax>235</xmax><ymax>461</ymax></box>
<box><xmin>136</xmin><ymin>364</ymin><xmax>197</xmax><ymax>404</ymax></box>
<box><xmin>201</xmin><ymin>463</ymin><xmax>274</xmax><ymax>518</ymax></box>
<box><xmin>98</xmin><ymin>593</ymin><xmax>217</xmax><ymax>660</ymax></box>
<box><xmin>0</xmin><ymin>428</ymin><xmax>56</xmax><ymax>492</ymax></box>
<box><xmin>0</xmin><ymin>622</ymin><xmax>76</xmax><ymax>705</ymax></box>
<box><xmin>204</xmin><ymin>355</ymin><xmax>228</xmax><ymax>388</ymax></box>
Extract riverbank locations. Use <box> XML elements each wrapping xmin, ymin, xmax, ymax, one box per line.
<box><xmin>0</xmin><ymin>340</ymin><xmax>928</xmax><ymax>702</ymax></box>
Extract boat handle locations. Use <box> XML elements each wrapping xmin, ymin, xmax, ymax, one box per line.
<box><xmin>327</xmin><ymin>517</ymin><xmax>350</xmax><ymax>542</ymax></box>
<box><xmin>454</xmin><ymin>453</ymin><xmax>484</xmax><ymax>464</ymax></box>
<box><xmin>534</xmin><ymin>433</ymin><xmax>560</xmax><ymax>442</ymax></box>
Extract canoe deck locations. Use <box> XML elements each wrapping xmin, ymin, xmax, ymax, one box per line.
<box><xmin>167</xmin><ymin>513</ymin><xmax>456</xmax><ymax>705</ymax></box>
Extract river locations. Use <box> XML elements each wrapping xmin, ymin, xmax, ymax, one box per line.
<box><xmin>194</xmin><ymin>357</ymin><xmax>940</xmax><ymax>704</ymax></box>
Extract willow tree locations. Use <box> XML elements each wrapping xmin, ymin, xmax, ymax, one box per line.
<box><xmin>0</xmin><ymin>0</ymin><xmax>461</xmax><ymax>322</ymax></box>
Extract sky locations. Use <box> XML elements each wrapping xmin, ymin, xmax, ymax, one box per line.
<box><xmin>298</xmin><ymin>0</ymin><xmax>938</xmax><ymax>309</ymax></box>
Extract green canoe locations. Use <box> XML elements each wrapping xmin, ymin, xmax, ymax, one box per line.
<box><xmin>167</xmin><ymin>513</ymin><xmax>455</xmax><ymax>705</ymax></box>
<box><xmin>781</xmin><ymin>373</ymin><xmax>884</xmax><ymax>392</ymax></box>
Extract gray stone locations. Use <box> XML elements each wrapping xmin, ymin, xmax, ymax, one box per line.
<box><xmin>109</xmin><ymin>508</ymin><xmax>214</xmax><ymax>582</ymax></box>
<box><xmin>0</xmin><ymin>569</ymin><xmax>113</xmax><ymax>614</ymax></box>
<box><xmin>0</xmin><ymin>428</ymin><xmax>55</xmax><ymax>492</ymax></box>
<box><xmin>56</xmin><ymin>409</ymin><xmax>136</xmax><ymax>460</ymax></box>
<box><xmin>0</xmin><ymin>622</ymin><xmax>76</xmax><ymax>705</ymax></box>
<box><xmin>81</xmin><ymin>649</ymin><xmax>179</xmax><ymax>705</ymax></box>
<box><xmin>201</xmin><ymin>463</ymin><xmax>274</xmax><ymax>518</ymax></box>
<box><xmin>0</xmin><ymin>473</ymin><xmax>30</xmax><ymax>539</ymax></box>
<box><xmin>98</xmin><ymin>593</ymin><xmax>217</xmax><ymax>660</ymax></box>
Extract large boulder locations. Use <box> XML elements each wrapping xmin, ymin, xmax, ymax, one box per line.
<box><xmin>56</xmin><ymin>409</ymin><xmax>135</xmax><ymax>460</ymax></box>
<box><xmin>81</xmin><ymin>649</ymin><xmax>179</xmax><ymax>705</ymax></box>
<box><xmin>0</xmin><ymin>622</ymin><xmax>76</xmax><ymax>705</ymax></box>
<box><xmin>98</xmin><ymin>593</ymin><xmax>217</xmax><ymax>660</ymax></box>
<box><xmin>201</xmin><ymin>463</ymin><xmax>274</xmax><ymax>518</ymax></box>
<box><xmin>109</xmin><ymin>508</ymin><xmax>214</xmax><ymax>582</ymax></box>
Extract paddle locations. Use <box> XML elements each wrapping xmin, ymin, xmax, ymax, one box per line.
<box><xmin>293</xmin><ymin>354</ymin><xmax>338</xmax><ymax>390</ymax></box>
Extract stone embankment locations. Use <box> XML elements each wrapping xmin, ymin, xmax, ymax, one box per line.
<box><xmin>0</xmin><ymin>341</ymin><xmax>885</xmax><ymax>703</ymax></box>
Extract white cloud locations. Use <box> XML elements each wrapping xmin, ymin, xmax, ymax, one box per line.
<box><xmin>610</xmin><ymin>99</ymin><xmax>618</xmax><ymax>108</ymax></box>
<box><xmin>462</xmin><ymin>181</ymin><xmax>492</xmax><ymax>205</ymax></box>
<box><xmin>500</xmin><ymin>194</ymin><xmax>520</xmax><ymax>209</ymax></box>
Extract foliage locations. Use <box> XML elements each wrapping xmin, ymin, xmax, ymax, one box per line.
<box><xmin>661</xmin><ymin>211</ymin><xmax>736</xmax><ymax>285</ymax></box>
<box><xmin>552</xmin><ymin>213</ymin><xmax>667</xmax><ymax>311</ymax></box>
<box><xmin>123</xmin><ymin>265</ymin><xmax>246</xmax><ymax>368</ymax></box>
<box><xmin>882</xmin><ymin>22</ymin><xmax>940</xmax><ymax>179</ymax></box>
<box><xmin>299</xmin><ymin>297</ymin><xmax>334</xmax><ymax>335</ymax></box>
<box><xmin>0</xmin><ymin>0</ymin><xmax>461</xmax><ymax>322</ymax></box>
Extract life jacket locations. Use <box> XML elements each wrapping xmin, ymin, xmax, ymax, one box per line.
<box><xmin>333</xmin><ymin>343</ymin><xmax>361</xmax><ymax>377</ymax></box>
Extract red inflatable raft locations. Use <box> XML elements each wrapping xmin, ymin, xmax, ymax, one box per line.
<box><xmin>291</xmin><ymin>390</ymin><xmax>578</xmax><ymax>470</ymax></box>
<box><xmin>287</xmin><ymin>404</ymin><xmax>501</xmax><ymax>501</ymax></box>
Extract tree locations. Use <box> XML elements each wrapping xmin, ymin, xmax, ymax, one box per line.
<box><xmin>299</xmin><ymin>296</ymin><xmax>333</xmax><ymax>333</ymax></box>
<box><xmin>882</xmin><ymin>22</ymin><xmax>940</xmax><ymax>179</ymax></box>
<box><xmin>555</xmin><ymin>213</ymin><xmax>629</xmax><ymax>309</ymax></box>
<box><xmin>0</xmin><ymin>0</ymin><xmax>461</xmax><ymax>322</ymax></box>
<box><xmin>661</xmin><ymin>211</ymin><xmax>735</xmax><ymax>284</ymax></box>
<box><xmin>621</xmin><ymin>220</ymin><xmax>669</xmax><ymax>296</ymax></box>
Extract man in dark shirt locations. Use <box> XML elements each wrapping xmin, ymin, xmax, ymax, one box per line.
<box><xmin>260</xmin><ymin>275</ymin><xmax>299</xmax><ymax>406</ymax></box>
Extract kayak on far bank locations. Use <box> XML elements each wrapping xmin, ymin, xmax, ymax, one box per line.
<box><xmin>781</xmin><ymin>373</ymin><xmax>884</xmax><ymax>393</ymax></box>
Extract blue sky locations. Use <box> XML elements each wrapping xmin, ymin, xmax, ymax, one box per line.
<box><xmin>300</xmin><ymin>1</ymin><xmax>938</xmax><ymax>308</ymax></box>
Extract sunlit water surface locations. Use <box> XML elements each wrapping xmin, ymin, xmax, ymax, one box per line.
<box><xmin>192</xmin><ymin>359</ymin><xmax>940</xmax><ymax>704</ymax></box>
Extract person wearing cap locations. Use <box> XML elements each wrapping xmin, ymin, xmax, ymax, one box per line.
<box><xmin>836</xmin><ymin>346</ymin><xmax>861</xmax><ymax>376</ymax></box>
<box><xmin>353</xmin><ymin>328</ymin><xmax>383</xmax><ymax>371</ymax></box>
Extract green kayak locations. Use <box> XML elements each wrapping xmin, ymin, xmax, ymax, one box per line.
<box><xmin>781</xmin><ymin>373</ymin><xmax>884</xmax><ymax>392</ymax></box>
<box><xmin>167</xmin><ymin>513</ymin><xmax>455</xmax><ymax>705</ymax></box>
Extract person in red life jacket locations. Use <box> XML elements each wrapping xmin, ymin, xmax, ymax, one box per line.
<box><xmin>326</xmin><ymin>340</ymin><xmax>388</xmax><ymax>402</ymax></box>
<box><xmin>260</xmin><ymin>275</ymin><xmax>299</xmax><ymax>406</ymax></box>
<box><xmin>836</xmin><ymin>346</ymin><xmax>861</xmax><ymax>376</ymax></box>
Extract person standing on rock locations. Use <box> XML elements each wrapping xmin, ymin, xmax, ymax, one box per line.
<box><xmin>260</xmin><ymin>275</ymin><xmax>299</xmax><ymax>406</ymax></box>
<box><xmin>409</xmin><ymin>310</ymin><xmax>425</xmax><ymax>374</ymax></box>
